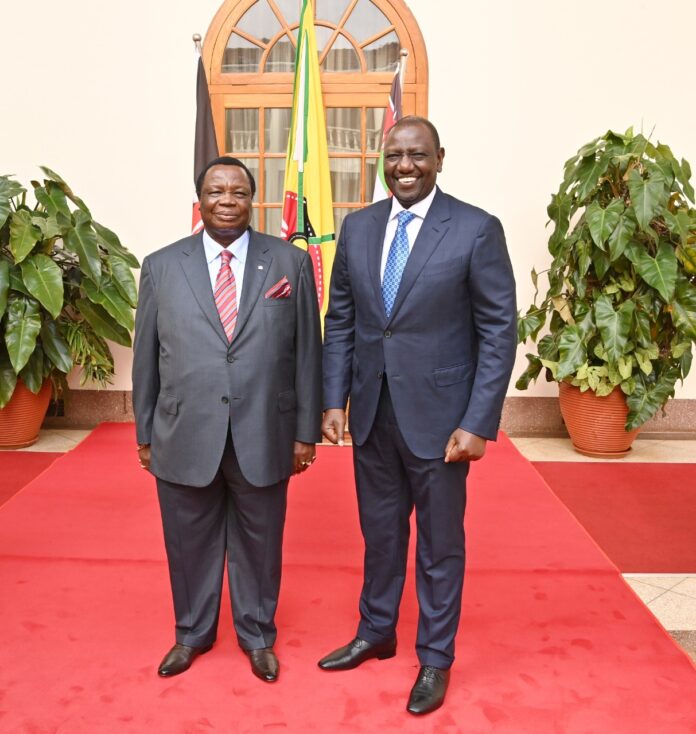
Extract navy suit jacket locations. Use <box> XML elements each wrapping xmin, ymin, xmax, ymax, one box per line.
<box><xmin>323</xmin><ymin>188</ymin><xmax>517</xmax><ymax>459</ymax></box>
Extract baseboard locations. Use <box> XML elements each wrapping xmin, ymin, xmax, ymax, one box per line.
<box><xmin>42</xmin><ymin>390</ymin><xmax>696</xmax><ymax>439</ymax></box>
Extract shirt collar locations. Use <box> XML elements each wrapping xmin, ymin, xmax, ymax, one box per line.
<box><xmin>388</xmin><ymin>185</ymin><xmax>438</xmax><ymax>222</ymax></box>
<box><xmin>202</xmin><ymin>228</ymin><xmax>250</xmax><ymax>265</ymax></box>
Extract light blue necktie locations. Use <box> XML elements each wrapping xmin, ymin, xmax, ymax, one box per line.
<box><xmin>382</xmin><ymin>210</ymin><xmax>416</xmax><ymax>317</ymax></box>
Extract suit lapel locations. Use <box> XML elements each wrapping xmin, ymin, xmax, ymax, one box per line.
<box><xmin>366</xmin><ymin>200</ymin><xmax>392</xmax><ymax>319</ymax></box>
<box><xmin>387</xmin><ymin>189</ymin><xmax>451</xmax><ymax>324</ymax></box>
<box><xmin>231</xmin><ymin>231</ymin><xmax>272</xmax><ymax>343</ymax></box>
<box><xmin>179</xmin><ymin>234</ymin><xmax>229</xmax><ymax>346</ymax></box>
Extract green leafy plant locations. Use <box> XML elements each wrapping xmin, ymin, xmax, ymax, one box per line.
<box><xmin>517</xmin><ymin>128</ymin><xmax>696</xmax><ymax>430</ymax></box>
<box><xmin>0</xmin><ymin>167</ymin><xmax>139</xmax><ymax>408</ymax></box>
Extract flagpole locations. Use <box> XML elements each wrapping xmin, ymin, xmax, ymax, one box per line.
<box><xmin>398</xmin><ymin>49</ymin><xmax>408</xmax><ymax>92</ymax></box>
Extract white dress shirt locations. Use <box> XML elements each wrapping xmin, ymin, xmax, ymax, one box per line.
<box><xmin>380</xmin><ymin>186</ymin><xmax>438</xmax><ymax>281</ymax></box>
<box><xmin>203</xmin><ymin>229</ymin><xmax>249</xmax><ymax>305</ymax></box>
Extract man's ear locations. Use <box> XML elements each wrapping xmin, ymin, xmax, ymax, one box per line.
<box><xmin>437</xmin><ymin>147</ymin><xmax>445</xmax><ymax>173</ymax></box>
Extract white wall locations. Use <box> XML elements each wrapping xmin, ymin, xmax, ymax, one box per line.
<box><xmin>2</xmin><ymin>0</ymin><xmax>695</xmax><ymax>397</ymax></box>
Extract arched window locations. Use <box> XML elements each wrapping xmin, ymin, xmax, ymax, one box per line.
<box><xmin>203</xmin><ymin>0</ymin><xmax>428</xmax><ymax>234</ymax></box>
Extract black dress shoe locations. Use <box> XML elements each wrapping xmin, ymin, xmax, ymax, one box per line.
<box><xmin>406</xmin><ymin>666</ymin><xmax>450</xmax><ymax>715</ymax></box>
<box><xmin>245</xmin><ymin>647</ymin><xmax>279</xmax><ymax>682</ymax></box>
<box><xmin>318</xmin><ymin>636</ymin><xmax>397</xmax><ymax>671</ymax></box>
<box><xmin>157</xmin><ymin>643</ymin><xmax>212</xmax><ymax>677</ymax></box>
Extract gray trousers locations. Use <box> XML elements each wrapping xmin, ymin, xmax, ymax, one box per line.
<box><xmin>156</xmin><ymin>432</ymin><xmax>288</xmax><ymax>650</ymax></box>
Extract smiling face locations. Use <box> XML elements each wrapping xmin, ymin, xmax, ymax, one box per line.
<box><xmin>383</xmin><ymin>121</ymin><xmax>444</xmax><ymax>208</ymax></box>
<box><xmin>199</xmin><ymin>164</ymin><xmax>253</xmax><ymax>246</ymax></box>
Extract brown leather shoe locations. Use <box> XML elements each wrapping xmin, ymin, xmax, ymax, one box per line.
<box><xmin>318</xmin><ymin>636</ymin><xmax>397</xmax><ymax>671</ymax></box>
<box><xmin>245</xmin><ymin>647</ymin><xmax>279</xmax><ymax>682</ymax></box>
<box><xmin>406</xmin><ymin>665</ymin><xmax>450</xmax><ymax>715</ymax></box>
<box><xmin>157</xmin><ymin>643</ymin><xmax>212</xmax><ymax>677</ymax></box>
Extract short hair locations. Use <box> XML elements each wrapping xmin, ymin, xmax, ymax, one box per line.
<box><xmin>387</xmin><ymin>115</ymin><xmax>441</xmax><ymax>151</ymax></box>
<box><xmin>195</xmin><ymin>156</ymin><xmax>256</xmax><ymax>198</ymax></box>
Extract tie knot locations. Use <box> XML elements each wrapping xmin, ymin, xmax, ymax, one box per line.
<box><xmin>397</xmin><ymin>210</ymin><xmax>416</xmax><ymax>228</ymax></box>
<box><xmin>220</xmin><ymin>249</ymin><xmax>233</xmax><ymax>265</ymax></box>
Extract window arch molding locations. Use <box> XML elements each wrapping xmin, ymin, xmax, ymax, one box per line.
<box><xmin>201</xmin><ymin>0</ymin><xmax>428</xmax><ymax>234</ymax></box>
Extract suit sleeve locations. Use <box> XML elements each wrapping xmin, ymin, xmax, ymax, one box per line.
<box><xmin>294</xmin><ymin>251</ymin><xmax>323</xmax><ymax>444</ymax></box>
<box><xmin>131</xmin><ymin>256</ymin><xmax>160</xmax><ymax>445</ymax></box>
<box><xmin>459</xmin><ymin>215</ymin><xmax>517</xmax><ymax>440</ymax></box>
<box><xmin>322</xmin><ymin>218</ymin><xmax>355</xmax><ymax>410</ymax></box>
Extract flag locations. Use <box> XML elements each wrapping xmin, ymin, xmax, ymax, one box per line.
<box><xmin>372</xmin><ymin>63</ymin><xmax>403</xmax><ymax>202</ymax></box>
<box><xmin>280</xmin><ymin>0</ymin><xmax>335</xmax><ymax>323</ymax></box>
<box><xmin>192</xmin><ymin>51</ymin><xmax>219</xmax><ymax>234</ymax></box>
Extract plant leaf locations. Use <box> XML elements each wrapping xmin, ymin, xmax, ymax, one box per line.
<box><xmin>108</xmin><ymin>255</ymin><xmax>138</xmax><ymax>307</ymax></box>
<box><xmin>586</xmin><ymin>199</ymin><xmax>623</xmax><ymax>250</ymax></box>
<box><xmin>634</xmin><ymin>308</ymin><xmax>652</xmax><ymax>347</ymax></box>
<box><xmin>93</xmin><ymin>221</ymin><xmax>140</xmax><ymax>269</ymax></box>
<box><xmin>0</xmin><ymin>343</ymin><xmax>18</xmax><ymax>408</ymax></box>
<box><xmin>626</xmin><ymin>371</ymin><xmax>679</xmax><ymax>430</ymax></box>
<box><xmin>576</xmin><ymin>154</ymin><xmax>611</xmax><ymax>201</ymax></box>
<box><xmin>75</xmin><ymin>298</ymin><xmax>131</xmax><ymax>347</ymax></box>
<box><xmin>4</xmin><ymin>297</ymin><xmax>42</xmax><ymax>372</ymax></box>
<box><xmin>626</xmin><ymin>240</ymin><xmax>678</xmax><ymax>302</ymax></box>
<box><xmin>19</xmin><ymin>344</ymin><xmax>44</xmax><ymax>393</ymax></box>
<box><xmin>594</xmin><ymin>295</ymin><xmax>635</xmax><ymax>363</ymax></box>
<box><xmin>40</xmin><ymin>320</ymin><xmax>73</xmax><ymax>374</ymax></box>
<box><xmin>556</xmin><ymin>325</ymin><xmax>587</xmax><ymax>379</ymax></box>
<box><xmin>65</xmin><ymin>213</ymin><xmax>102</xmax><ymax>283</ymax></box>
<box><xmin>608</xmin><ymin>210</ymin><xmax>637</xmax><ymax>262</ymax></box>
<box><xmin>34</xmin><ymin>182</ymin><xmax>71</xmax><ymax>219</ymax></box>
<box><xmin>515</xmin><ymin>353</ymin><xmax>542</xmax><ymax>390</ymax></box>
<box><xmin>20</xmin><ymin>254</ymin><xmax>64</xmax><ymax>319</ymax></box>
<box><xmin>627</xmin><ymin>168</ymin><xmax>666</xmax><ymax>232</ymax></box>
<box><xmin>0</xmin><ymin>260</ymin><xmax>9</xmax><ymax>319</ymax></box>
<box><xmin>39</xmin><ymin>166</ymin><xmax>92</xmax><ymax>217</ymax></box>
<box><xmin>9</xmin><ymin>209</ymin><xmax>42</xmax><ymax>263</ymax></box>
<box><xmin>82</xmin><ymin>277</ymin><xmax>134</xmax><ymax>331</ymax></box>
<box><xmin>671</xmin><ymin>277</ymin><xmax>696</xmax><ymax>339</ymax></box>
<box><xmin>677</xmin><ymin>158</ymin><xmax>695</xmax><ymax>203</ymax></box>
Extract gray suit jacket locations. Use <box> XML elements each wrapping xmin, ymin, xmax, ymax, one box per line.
<box><xmin>132</xmin><ymin>230</ymin><xmax>322</xmax><ymax>487</ymax></box>
<box><xmin>323</xmin><ymin>188</ymin><xmax>517</xmax><ymax>458</ymax></box>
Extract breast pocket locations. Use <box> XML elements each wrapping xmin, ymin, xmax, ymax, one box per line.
<box><xmin>421</xmin><ymin>257</ymin><xmax>465</xmax><ymax>278</ymax></box>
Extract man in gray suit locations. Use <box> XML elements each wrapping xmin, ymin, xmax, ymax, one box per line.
<box><xmin>318</xmin><ymin>118</ymin><xmax>517</xmax><ymax>714</ymax></box>
<box><xmin>132</xmin><ymin>156</ymin><xmax>322</xmax><ymax>683</ymax></box>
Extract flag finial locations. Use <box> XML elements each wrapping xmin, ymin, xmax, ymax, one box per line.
<box><xmin>192</xmin><ymin>33</ymin><xmax>202</xmax><ymax>52</ymax></box>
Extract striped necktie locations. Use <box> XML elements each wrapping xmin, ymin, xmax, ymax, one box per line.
<box><xmin>214</xmin><ymin>249</ymin><xmax>237</xmax><ymax>342</ymax></box>
<box><xmin>382</xmin><ymin>209</ymin><xmax>416</xmax><ymax>317</ymax></box>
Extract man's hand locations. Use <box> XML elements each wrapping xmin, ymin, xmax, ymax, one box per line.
<box><xmin>293</xmin><ymin>441</ymin><xmax>316</xmax><ymax>474</ymax></box>
<box><xmin>322</xmin><ymin>409</ymin><xmax>346</xmax><ymax>446</ymax></box>
<box><xmin>444</xmin><ymin>429</ymin><xmax>487</xmax><ymax>463</ymax></box>
<box><xmin>137</xmin><ymin>444</ymin><xmax>152</xmax><ymax>471</ymax></box>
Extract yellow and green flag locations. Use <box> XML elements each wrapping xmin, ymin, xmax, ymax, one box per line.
<box><xmin>280</xmin><ymin>0</ymin><xmax>335</xmax><ymax>323</ymax></box>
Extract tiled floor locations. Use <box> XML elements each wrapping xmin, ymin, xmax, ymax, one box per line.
<box><xmin>12</xmin><ymin>430</ymin><xmax>696</xmax><ymax>663</ymax></box>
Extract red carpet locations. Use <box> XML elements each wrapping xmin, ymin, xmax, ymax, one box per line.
<box><xmin>0</xmin><ymin>424</ymin><xmax>695</xmax><ymax>733</ymax></box>
<box><xmin>535</xmin><ymin>462</ymin><xmax>696</xmax><ymax>573</ymax></box>
<box><xmin>0</xmin><ymin>451</ymin><xmax>61</xmax><ymax>507</ymax></box>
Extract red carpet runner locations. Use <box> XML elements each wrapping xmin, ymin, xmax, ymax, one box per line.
<box><xmin>0</xmin><ymin>451</ymin><xmax>61</xmax><ymax>507</ymax></box>
<box><xmin>535</xmin><ymin>462</ymin><xmax>696</xmax><ymax>573</ymax></box>
<box><xmin>0</xmin><ymin>424</ymin><xmax>694</xmax><ymax>733</ymax></box>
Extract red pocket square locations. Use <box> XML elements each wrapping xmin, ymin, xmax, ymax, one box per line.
<box><xmin>264</xmin><ymin>276</ymin><xmax>292</xmax><ymax>299</ymax></box>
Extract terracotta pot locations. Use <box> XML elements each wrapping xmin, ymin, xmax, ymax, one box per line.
<box><xmin>558</xmin><ymin>381</ymin><xmax>640</xmax><ymax>458</ymax></box>
<box><xmin>0</xmin><ymin>380</ymin><xmax>52</xmax><ymax>449</ymax></box>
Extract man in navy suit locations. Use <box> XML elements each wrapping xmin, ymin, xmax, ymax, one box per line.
<box><xmin>318</xmin><ymin>117</ymin><xmax>517</xmax><ymax>714</ymax></box>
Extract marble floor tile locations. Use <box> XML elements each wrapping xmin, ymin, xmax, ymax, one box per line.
<box><xmin>623</xmin><ymin>574</ymin><xmax>690</xmax><ymax>592</ymax></box>
<box><xmin>671</xmin><ymin>577</ymin><xmax>696</xmax><ymax>600</ymax></box>
<box><xmin>644</xmin><ymin>591</ymin><xmax>696</xmax><ymax>631</ymax></box>
<box><xmin>16</xmin><ymin>429</ymin><xmax>91</xmax><ymax>453</ymax></box>
<box><xmin>624</xmin><ymin>578</ymin><xmax>672</xmax><ymax>604</ymax></box>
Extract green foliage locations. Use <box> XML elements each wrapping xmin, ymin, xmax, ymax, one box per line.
<box><xmin>516</xmin><ymin>128</ymin><xmax>696</xmax><ymax>430</ymax></box>
<box><xmin>0</xmin><ymin>170</ymin><xmax>139</xmax><ymax>408</ymax></box>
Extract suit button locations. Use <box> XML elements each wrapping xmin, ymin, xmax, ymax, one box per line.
<box><xmin>227</xmin><ymin>354</ymin><xmax>235</xmax><ymax>363</ymax></box>
<box><xmin>384</xmin><ymin>330</ymin><xmax>392</xmax><ymax>338</ymax></box>
<box><xmin>377</xmin><ymin>371</ymin><xmax>383</xmax><ymax>380</ymax></box>
<box><xmin>221</xmin><ymin>396</ymin><xmax>229</xmax><ymax>404</ymax></box>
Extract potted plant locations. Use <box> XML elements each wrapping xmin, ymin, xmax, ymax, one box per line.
<box><xmin>0</xmin><ymin>167</ymin><xmax>139</xmax><ymax>447</ymax></box>
<box><xmin>516</xmin><ymin>128</ymin><xmax>696</xmax><ymax>457</ymax></box>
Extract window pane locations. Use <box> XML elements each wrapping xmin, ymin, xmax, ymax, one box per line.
<box><xmin>330</xmin><ymin>158</ymin><xmax>361</xmax><ymax>203</ymax></box>
<box><xmin>314</xmin><ymin>25</ymin><xmax>334</xmax><ymax>56</ymax></box>
<box><xmin>366</xmin><ymin>108</ymin><xmax>385</xmax><ymax>153</ymax></box>
<box><xmin>223</xmin><ymin>34</ymin><xmax>263</xmax><ymax>73</ymax></box>
<box><xmin>264</xmin><ymin>207</ymin><xmax>283</xmax><ymax>236</ymax></box>
<box><xmin>364</xmin><ymin>31</ymin><xmax>400</xmax><ymax>72</ymax></box>
<box><xmin>343</xmin><ymin>0</ymin><xmax>390</xmax><ymax>44</ymax></box>
<box><xmin>315</xmin><ymin>0</ymin><xmax>349</xmax><ymax>25</ymax></box>
<box><xmin>236</xmin><ymin>157</ymin><xmax>260</xmax><ymax>195</ymax></box>
<box><xmin>237</xmin><ymin>0</ymin><xmax>281</xmax><ymax>43</ymax></box>
<box><xmin>251</xmin><ymin>206</ymin><xmax>260</xmax><ymax>230</ymax></box>
<box><xmin>225</xmin><ymin>109</ymin><xmax>259</xmax><ymax>153</ymax></box>
<box><xmin>365</xmin><ymin>157</ymin><xmax>380</xmax><ymax>201</ymax></box>
<box><xmin>326</xmin><ymin>108</ymin><xmax>361</xmax><ymax>153</ymax></box>
<box><xmin>265</xmin><ymin>108</ymin><xmax>292</xmax><ymax>153</ymax></box>
<box><xmin>265</xmin><ymin>158</ymin><xmax>286</xmax><ymax>203</ymax></box>
<box><xmin>273</xmin><ymin>0</ymin><xmax>300</xmax><ymax>26</ymax></box>
<box><xmin>334</xmin><ymin>207</ymin><xmax>359</xmax><ymax>235</ymax></box>
<box><xmin>265</xmin><ymin>33</ymin><xmax>295</xmax><ymax>72</ymax></box>
<box><xmin>322</xmin><ymin>33</ymin><xmax>360</xmax><ymax>72</ymax></box>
